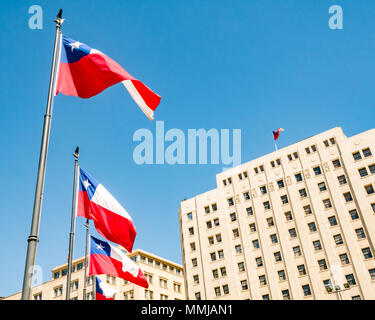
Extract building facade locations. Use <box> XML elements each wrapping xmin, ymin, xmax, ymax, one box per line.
<box><xmin>4</xmin><ymin>249</ymin><xmax>185</xmax><ymax>300</ymax></box>
<box><xmin>179</xmin><ymin>127</ymin><xmax>375</xmax><ymax>300</ymax></box>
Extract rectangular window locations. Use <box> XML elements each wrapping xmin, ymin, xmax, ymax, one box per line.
<box><xmin>293</xmin><ymin>152</ymin><xmax>299</xmax><ymax>159</ymax></box>
<box><xmin>259</xmin><ymin>275</ymin><xmax>267</xmax><ymax>285</ymax></box>
<box><xmin>359</xmin><ymin>167</ymin><xmax>368</xmax><ymax>177</ymax></box>
<box><xmin>330</xmin><ymin>138</ymin><xmax>336</xmax><ymax>145</ymax></box>
<box><xmin>260</xmin><ymin>186</ymin><xmax>267</xmax><ymax>195</ymax></box>
<box><xmin>195</xmin><ymin>292</ymin><xmax>201</xmax><ymax>300</ymax></box>
<box><xmin>287</xmin><ymin>154</ymin><xmax>293</xmax><ymax>161</ymax></box>
<box><xmin>241</xmin><ymin>280</ymin><xmax>248</xmax><ymax>290</ymax></box>
<box><xmin>193</xmin><ymin>275</ymin><xmax>199</xmax><ymax>285</ymax></box>
<box><xmin>243</xmin><ymin>192</ymin><xmax>250</xmax><ymax>200</ymax></box>
<box><xmin>212</xmin><ymin>203</ymin><xmax>217</xmax><ymax>211</ymax></box>
<box><xmin>277</xmin><ymin>179</ymin><xmax>285</xmax><ymax>189</ymax></box>
<box><xmin>369</xmin><ymin>268</ymin><xmax>375</xmax><ymax>280</ymax></box>
<box><xmin>295</xmin><ymin>173</ymin><xmax>303</xmax><ymax>182</ymax></box>
<box><xmin>302</xmin><ymin>284</ymin><xmax>312</xmax><ymax>296</ymax></box>
<box><xmin>299</xmin><ymin>188</ymin><xmax>308</xmax><ymax>198</ymax></box>
<box><xmin>218</xmin><ymin>250</ymin><xmax>224</xmax><ymax>259</ymax></box>
<box><xmin>238</xmin><ymin>262</ymin><xmax>245</xmax><ymax>272</ymax></box>
<box><xmin>355</xmin><ymin>228</ymin><xmax>366</xmax><ymax>239</ymax></box>
<box><xmin>267</xmin><ymin>217</ymin><xmax>274</xmax><ymax>227</ymax></box>
<box><xmin>282</xmin><ymin>289</ymin><xmax>291</xmax><ymax>300</ymax></box>
<box><xmin>220</xmin><ymin>267</ymin><xmax>227</xmax><ymax>277</ymax></box>
<box><xmin>246</xmin><ymin>207</ymin><xmax>253</xmax><ymax>216</ymax></box>
<box><xmin>213</xmin><ymin>218</ymin><xmax>220</xmax><ymax>226</ymax></box>
<box><xmin>297</xmin><ymin>264</ymin><xmax>306</xmax><ymax>276</ymax></box>
<box><xmin>339</xmin><ymin>253</ymin><xmax>350</xmax><ymax>265</ymax></box>
<box><xmin>362</xmin><ymin>247</ymin><xmax>373</xmax><ymax>259</ymax></box>
<box><xmin>255</xmin><ymin>256</ymin><xmax>263</xmax><ymax>267</ymax></box>
<box><xmin>254</xmin><ymin>167</ymin><xmax>259</xmax><ymax>174</ymax></box>
<box><xmin>235</xmin><ymin>245</ymin><xmax>242</xmax><ymax>255</ymax></box>
<box><xmin>293</xmin><ymin>246</ymin><xmax>302</xmax><ymax>257</ymax></box>
<box><xmin>285</xmin><ymin>211</ymin><xmax>293</xmax><ymax>221</ymax></box>
<box><xmin>305</xmin><ymin>147</ymin><xmax>311</xmax><ymax>155</ymax></box>
<box><xmin>363</xmin><ymin>148</ymin><xmax>372</xmax><ymax>157</ymax></box>
<box><xmin>230</xmin><ymin>212</ymin><xmax>237</xmax><ymax>222</ymax></box>
<box><xmin>206</xmin><ymin>221</ymin><xmax>212</xmax><ymax>229</ymax></box>
<box><xmin>208</xmin><ymin>236</ymin><xmax>214</xmax><ymax>245</ymax></box>
<box><xmin>214</xmin><ymin>287</ymin><xmax>221</xmax><ymax>297</ymax></box>
<box><xmin>304</xmin><ymin>205</ymin><xmax>312</xmax><ymax>215</ymax></box>
<box><xmin>289</xmin><ymin>228</ymin><xmax>297</xmax><ymax>238</ymax></box>
<box><xmin>311</xmin><ymin>145</ymin><xmax>317</xmax><ymax>152</ymax></box>
<box><xmin>334</xmin><ymin>234</ymin><xmax>344</xmax><ymax>246</ymax></box>
<box><xmin>323</xmin><ymin>199</ymin><xmax>332</xmax><ymax>209</ymax></box>
<box><xmin>271</xmin><ymin>161</ymin><xmax>275</xmax><ymax>168</ymax></box>
<box><xmin>222</xmin><ymin>285</ymin><xmax>229</xmax><ymax>295</ymax></box>
<box><xmin>262</xmin><ymin>294</ymin><xmax>270</xmax><ymax>300</ymax></box>
<box><xmin>204</xmin><ymin>206</ymin><xmax>210</xmax><ymax>214</ymax></box>
<box><xmin>328</xmin><ymin>216</ymin><xmax>338</xmax><ymax>226</ymax></box>
<box><xmin>263</xmin><ymin>201</ymin><xmax>271</xmax><ymax>210</ymax></box>
<box><xmin>353</xmin><ymin>152</ymin><xmax>362</xmax><ymax>161</ymax></box>
<box><xmin>270</xmin><ymin>233</ymin><xmax>278</xmax><ymax>243</ymax></box>
<box><xmin>187</xmin><ymin>212</ymin><xmax>193</xmax><ymax>220</ymax></box>
<box><xmin>190</xmin><ymin>242</ymin><xmax>196</xmax><ymax>251</ymax></box>
<box><xmin>369</xmin><ymin>164</ymin><xmax>375</xmax><ymax>174</ymax></box>
<box><xmin>318</xmin><ymin>259</ymin><xmax>328</xmax><ymax>270</ymax></box>
<box><xmin>365</xmin><ymin>184</ymin><xmax>375</xmax><ymax>195</ymax></box>
<box><xmin>332</xmin><ymin>159</ymin><xmax>341</xmax><ymax>168</ymax></box>
<box><xmin>308</xmin><ymin>222</ymin><xmax>317</xmax><ymax>232</ymax></box>
<box><xmin>274</xmin><ymin>251</ymin><xmax>282</xmax><ymax>262</ymax></box>
<box><xmin>349</xmin><ymin>209</ymin><xmax>359</xmax><ymax>220</ymax></box>
<box><xmin>318</xmin><ymin>182</ymin><xmax>327</xmax><ymax>192</ymax></box>
<box><xmin>227</xmin><ymin>198</ymin><xmax>234</xmax><ymax>206</ymax></box>
<box><xmin>372</xmin><ymin>203</ymin><xmax>375</xmax><ymax>213</ymax></box>
<box><xmin>281</xmin><ymin>195</ymin><xmax>288</xmax><ymax>204</ymax></box>
<box><xmin>313</xmin><ymin>166</ymin><xmax>322</xmax><ymax>176</ymax></box>
<box><xmin>249</xmin><ymin>223</ymin><xmax>256</xmax><ymax>232</ymax></box>
<box><xmin>252</xmin><ymin>239</ymin><xmax>260</xmax><ymax>249</ymax></box>
<box><xmin>345</xmin><ymin>274</ymin><xmax>356</xmax><ymax>286</ymax></box>
<box><xmin>210</xmin><ymin>252</ymin><xmax>216</xmax><ymax>261</ymax></box>
<box><xmin>313</xmin><ymin>240</ymin><xmax>322</xmax><ymax>251</ymax></box>
<box><xmin>278</xmin><ymin>270</ymin><xmax>286</xmax><ymax>281</ymax></box>
<box><xmin>216</xmin><ymin>234</ymin><xmax>222</xmax><ymax>243</ymax></box>
<box><xmin>323</xmin><ymin>140</ymin><xmax>329</xmax><ymax>147</ymax></box>
<box><xmin>343</xmin><ymin>192</ymin><xmax>353</xmax><ymax>202</ymax></box>
<box><xmin>232</xmin><ymin>228</ymin><xmax>239</xmax><ymax>238</ymax></box>
<box><xmin>338</xmin><ymin>175</ymin><xmax>347</xmax><ymax>185</ymax></box>
<box><xmin>189</xmin><ymin>227</ymin><xmax>194</xmax><ymax>235</ymax></box>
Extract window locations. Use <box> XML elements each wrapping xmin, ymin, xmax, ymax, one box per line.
<box><xmin>369</xmin><ymin>164</ymin><xmax>375</xmax><ymax>174</ymax></box>
<box><xmin>313</xmin><ymin>240</ymin><xmax>322</xmax><ymax>251</ymax></box>
<box><xmin>160</xmin><ymin>294</ymin><xmax>168</xmax><ymax>300</ymax></box>
<box><xmin>214</xmin><ymin>287</ymin><xmax>221</xmax><ymax>297</ymax></box>
<box><xmin>54</xmin><ymin>286</ymin><xmax>63</xmax><ymax>297</ymax></box>
<box><xmin>249</xmin><ymin>223</ymin><xmax>256</xmax><ymax>232</ymax></box>
<box><xmin>230</xmin><ymin>212</ymin><xmax>237</xmax><ymax>222</ymax></box>
<box><xmin>252</xmin><ymin>239</ymin><xmax>260</xmax><ymax>249</ymax></box>
<box><xmin>289</xmin><ymin>228</ymin><xmax>297</xmax><ymax>238</ymax></box>
<box><xmin>363</xmin><ymin>148</ymin><xmax>372</xmax><ymax>157</ymax></box>
<box><xmin>222</xmin><ymin>285</ymin><xmax>230</xmax><ymax>295</ymax></box>
<box><xmin>332</xmin><ymin>159</ymin><xmax>341</xmax><ymax>168</ymax></box>
<box><xmin>352</xmin><ymin>295</ymin><xmax>361</xmax><ymax>300</ymax></box>
<box><xmin>305</xmin><ymin>147</ymin><xmax>311</xmax><ymax>155</ymax></box>
<box><xmin>323</xmin><ymin>140</ymin><xmax>329</xmax><ymax>147</ymax></box>
<box><xmin>204</xmin><ymin>206</ymin><xmax>210</xmax><ymax>214</ymax></box>
<box><xmin>263</xmin><ymin>201</ymin><xmax>271</xmax><ymax>210</ymax></box>
<box><xmin>227</xmin><ymin>198</ymin><xmax>234</xmax><ymax>206</ymax></box>
<box><xmin>238</xmin><ymin>173</ymin><xmax>243</xmax><ymax>180</ymax></box>
<box><xmin>293</xmin><ymin>152</ymin><xmax>299</xmax><ymax>159</ymax></box>
<box><xmin>330</xmin><ymin>138</ymin><xmax>336</xmax><ymax>145</ymax></box>
<box><xmin>299</xmin><ymin>188</ymin><xmax>308</xmax><ymax>198</ymax></box>
<box><xmin>308</xmin><ymin>222</ymin><xmax>317</xmax><ymax>232</ymax></box>
<box><xmin>54</xmin><ymin>272</ymin><xmax>60</xmax><ymax>279</ymax></box>
<box><xmin>372</xmin><ymin>203</ymin><xmax>375</xmax><ymax>213</ymax></box>
<box><xmin>270</xmin><ymin>234</ymin><xmax>278</xmax><ymax>243</ymax></box>
<box><xmin>243</xmin><ymin>192</ymin><xmax>250</xmax><ymax>200</ymax></box>
<box><xmin>208</xmin><ymin>236</ymin><xmax>214</xmax><ymax>245</ymax></box>
<box><xmin>323</xmin><ymin>279</ymin><xmax>332</xmax><ymax>290</ymax></box>
<box><xmin>241</xmin><ymin>280</ymin><xmax>248</xmax><ymax>290</ymax></box>
<box><xmin>195</xmin><ymin>292</ymin><xmax>201</xmax><ymax>300</ymax></box>
<box><xmin>223</xmin><ymin>180</ymin><xmax>227</xmax><ymax>186</ymax></box>
<box><xmin>210</xmin><ymin>253</ymin><xmax>216</xmax><ymax>262</ymax></box>
<box><xmin>349</xmin><ymin>209</ymin><xmax>359</xmax><ymax>220</ymax></box>
<box><xmin>220</xmin><ymin>267</ymin><xmax>227</xmax><ymax>276</ymax></box>
<box><xmin>345</xmin><ymin>274</ymin><xmax>356</xmax><ymax>286</ymax></box>
<box><xmin>262</xmin><ymin>294</ymin><xmax>270</xmax><ymax>300</ymax></box>
<box><xmin>260</xmin><ymin>186</ymin><xmax>267</xmax><ymax>195</ymax></box>
<box><xmin>355</xmin><ymin>228</ymin><xmax>366</xmax><ymax>239</ymax></box>
<box><xmin>212</xmin><ymin>203</ymin><xmax>217</xmax><ymax>211</ymax></box>
<box><xmin>206</xmin><ymin>221</ymin><xmax>213</xmax><ymax>229</ymax></box>
<box><xmin>328</xmin><ymin>216</ymin><xmax>338</xmax><ymax>226</ymax></box>
<box><xmin>256</xmin><ymin>256</ymin><xmax>263</xmax><ymax>267</ymax></box>
<box><xmin>213</xmin><ymin>218</ymin><xmax>220</xmax><ymax>226</ymax></box>
<box><xmin>271</xmin><ymin>161</ymin><xmax>275</xmax><ymax>168</ymax></box>
<box><xmin>313</xmin><ymin>166</ymin><xmax>322</xmax><ymax>176</ymax></box>
<box><xmin>193</xmin><ymin>275</ymin><xmax>199</xmax><ymax>285</ymax></box>
<box><xmin>338</xmin><ymin>175</ymin><xmax>347</xmax><ymax>185</ymax></box>
<box><xmin>339</xmin><ymin>253</ymin><xmax>350</xmax><ymax>265</ymax></box>
<box><xmin>353</xmin><ymin>152</ymin><xmax>362</xmax><ymax>161</ymax></box>
<box><xmin>189</xmin><ymin>227</ymin><xmax>194</xmax><ymax>235</ymax></box>
<box><xmin>187</xmin><ymin>212</ymin><xmax>193</xmax><ymax>220</ymax></box>
<box><xmin>212</xmin><ymin>269</ymin><xmax>219</xmax><ymax>279</ymax></box>
<box><xmin>318</xmin><ymin>259</ymin><xmax>328</xmax><ymax>270</ymax></box>
<box><xmin>287</xmin><ymin>154</ymin><xmax>293</xmax><ymax>161</ymax></box>
<box><xmin>260</xmin><ymin>165</ymin><xmax>264</xmax><ymax>172</ymax></box>
<box><xmin>293</xmin><ymin>246</ymin><xmax>302</xmax><ymax>257</ymax></box>
<box><xmin>369</xmin><ymin>268</ymin><xmax>375</xmax><ymax>280</ymax></box>
<box><xmin>276</xmin><ymin>159</ymin><xmax>281</xmax><ymax>166</ymax></box>
<box><xmin>254</xmin><ymin>167</ymin><xmax>259</xmax><ymax>174</ymax></box>
<box><xmin>33</xmin><ymin>293</ymin><xmax>42</xmax><ymax>300</ymax></box>
<box><xmin>277</xmin><ymin>179</ymin><xmax>285</xmax><ymax>189</ymax></box>
<box><xmin>235</xmin><ymin>245</ymin><xmax>242</xmax><ymax>255</ymax></box>
<box><xmin>334</xmin><ymin>234</ymin><xmax>344</xmax><ymax>246</ymax></box>
<box><xmin>259</xmin><ymin>275</ymin><xmax>267</xmax><ymax>285</ymax></box>
<box><xmin>285</xmin><ymin>211</ymin><xmax>293</xmax><ymax>221</ymax></box>
<box><xmin>218</xmin><ymin>250</ymin><xmax>224</xmax><ymax>259</ymax></box>
<box><xmin>228</xmin><ymin>178</ymin><xmax>232</xmax><ymax>184</ymax></box>
<box><xmin>318</xmin><ymin>182</ymin><xmax>327</xmax><ymax>192</ymax></box>
<box><xmin>281</xmin><ymin>195</ymin><xmax>288</xmax><ymax>204</ymax></box>
<box><xmin>190</xmin><ymin>242</ymin><xmax>196</xmax><ymax>251</ymax></box>
<box><xmin>243</xmin><ymin>171</ymin><xmax>248</xmax><ymax>178</ymax></box>
<box><xmin>343</xmin><ymin>192</ymin><xmax>353</xmax><ymax>202</ymax></box>
<box><xmin>362</xmin><ymin>247</ymin><xmax>373</xmax><ymax>259</ymax></box>
<box><xmin>274</xmin><ymin>251</ymin><xmax>282</xmax><ymax>262</ymax></box>
<box><xmin>359</xmin><ymin>167</ymin><xmax>368</xmax><ymax>177</ymax></box>
<box><xmin>365</xmin><ymin>184</ymin><xmax>375</xmax><ymax>195</ymax></box>
<box><xmin>232</xmin><ymin>228</ymin><xmax>239</xmax><ymax>238</ymax></box>
<box><xmin>311</xmin><ymin>145</ymin><xmax>317</xmax><ymax>152</ymax></box>
<box><xmin>282</xmin><ymin>289</ymin><xmax>291</xmax><ymax>300</ymax></box>
<box><xmin>302</xmin><ymin>284</ymin><xmax>312</xmax><ymax>296</ymax></box>
<box><xmin>278</xmin><ymin>270</ymin><xmax>286</xmax><ymax>281</ymax></box>
<box><xmin>295</xmin><ymin>173</ymin><xmax>303</xmax><ymax>182</ymax></box>
<box><xmin>192</xmin><ymin>258</ymin><xmax>198</xmax><ymax>267</ymax></box>
<box><xmin>238</xmin><ymin>262</ymin><xmax>245</xmax><ymax>272</ymax></box>
<box><xmin>297</xmin><ymin>264</ymin><xmax>306</xmax><ymax>276</ymax></box>
<box><xmin>246</xmin><ymin>207</ymin><xmax>253</xmax><ymax>216</ymax></box>
<box><xmin>323</xmin><ymin>198</ymin><xmax>332</xmax><ymax>209</ymax></box>
<box><xmin>267</xmin><ymin>217</ymin><xmax>275</xmax><ymax>227</ymax></box>
<box><xmin>304</xmin><ymin>205</ymin><xmax>312</xmax><ymax>215</ymax></box>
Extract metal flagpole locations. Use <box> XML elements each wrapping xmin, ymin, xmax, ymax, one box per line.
<box><xmin>21</xmin><ymin>9</ymin><xmax>64</xmax><ymax>300</ymax></box>
<box><xmin>274</xmin><ymin>140</ymin><xmax>278</xmax><ymax>151</ymax></box>
<box><xmin>66</xmin><ymin>147</ymin><xmax>80</xmax><ymax>300</ymax></box>
<box><xmin>83</xmin><ymin>219</ymin><xmax>90</xmax><ymax>300</ymax></box>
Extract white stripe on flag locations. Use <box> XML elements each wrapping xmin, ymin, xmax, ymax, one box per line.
<box><xmin>122</xmin><ymin>80</ymin><xmax>154</xmax><ymax>121</ymax></box>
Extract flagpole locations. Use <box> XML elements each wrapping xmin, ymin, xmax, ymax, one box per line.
<box><xmin>83</xmin><ymin>219</ymin><xmax>90</xmax><ymax>300</ymax></box>
<box><xmin>66</xmin><ymin>147</ymin><xmax>80</xmax><ymax>300</ymax></box>
<box><xmin>274</xmin><ymin>140</ymin><xmax>278</xmax><ymax>151</ymax></box>
<box><xmin>21</xmin><ymin>9</ymin><xmax>64</xmax><ymax>300</ymax></box>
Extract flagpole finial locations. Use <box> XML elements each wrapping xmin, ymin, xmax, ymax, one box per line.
<box><xmin>54</xmin><ymin>9</ymin><xmax>65</xmax><ymax>28</ymax></box>
<box><xmin>73</xmin><ymin>146</ymin><xmax>79</xmax><ymax>160</ymax></box>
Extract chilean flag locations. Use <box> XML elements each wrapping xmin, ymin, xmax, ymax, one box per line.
<box><xmin>77</xmin><ymin>167</ymin><xmax>136</xmax><ymax>253</ymax></box>
<box><xmin>55</xmin><ymin>35</ymin><xmax>161</xmax><ymax>120</ymax></box>
<box><xmin>272</xmin><ymin>128</ymin><xmax>284</xmax><ymax>141</ymax></box>
<box><xmin>90</xmin><ymin>236</ymin><xmax>149</xmax><ymax>289</ymax></box>
<box><xmin>95</xmin><ymin>277</ymin><xmax>117</xmax><ymax>300</ymax></box>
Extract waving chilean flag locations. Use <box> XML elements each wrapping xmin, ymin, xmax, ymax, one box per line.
<box><xmin>272</xmin><ymin>128</ymin><xmax>284</xmax><ymax>141</ymax></box>
<box><xmin>95</xmin><ymin>277</ymin><xmax>117</xmax><ymax>300</ymax></box>
<box><xmin>55</xmin><ymin>35</ymin><xmax>161</xmax><ymax>120</ymax></box>
<box><xmin>90</xmin><ymin>236</ymin><xmax>149</xmax><ymax>289</ymax></box>
<box><xmin>77</xmin><ymin>167</ymin><xmax>136</xmax><ymax>253</ymax></box>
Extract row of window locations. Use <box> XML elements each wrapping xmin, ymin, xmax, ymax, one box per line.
<box><xmin>135</xmin><ymin>255</ymin><xmax>183</xmax><ymax>276</ymax></box>
<box><xmin>53</xmin><ymin>262</ymin><xmax>84</xmax><ymax>279</ymax></box>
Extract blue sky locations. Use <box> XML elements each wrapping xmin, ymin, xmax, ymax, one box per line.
<box><xmin>1</xmin><ymin>0</ymin><xmax>375</xmax><ymax>297</ymax></box>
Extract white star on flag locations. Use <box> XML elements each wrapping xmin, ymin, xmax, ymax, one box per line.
<box><xmin>70</xmin><ymin>41</ymin><xmax>82</xmax><ymax>52</ymax></box>
<box><xmin>83</xmin><ymin>179</ymin><xmax>91</xmax><ymax>190</ymax></box>
<box><xmin>96</xmin><ymin>243</ymin><xmax>104</xmax><ymax>250</ymax></box>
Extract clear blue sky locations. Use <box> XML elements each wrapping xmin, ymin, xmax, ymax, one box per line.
<box><xmin>1</xmin><ymin>0</ymin><xmax>374</xmax><ymax>297</ymax></box>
